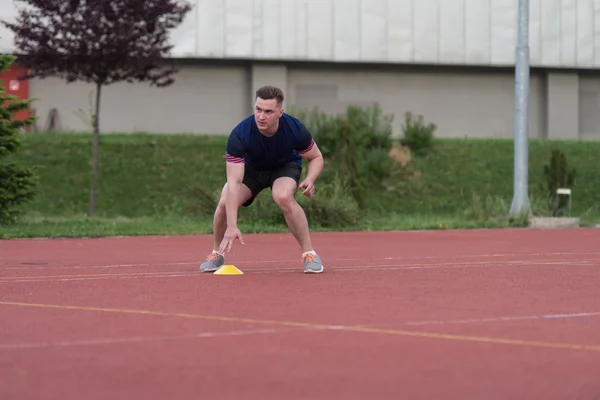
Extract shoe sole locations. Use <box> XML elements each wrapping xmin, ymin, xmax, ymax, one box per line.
<box><xmin>304</xmin><ymin>265</ymin><xmax>324</xmax><ymax>274</ymax></box>
<box><xmin>200</xmin><ymin>265</ymin><xmax>222</xmax><ymax>273</ymax></box>
<box><xmin>204</xmin><ymin>265</ymin><xmax>323</xmax><ymax>274</ymax></box>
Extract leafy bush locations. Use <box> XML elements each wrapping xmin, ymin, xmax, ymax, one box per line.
<box><xmin>542</xmin><ymin>149</ymin><xmax>576</xmax><ymax>216</ymax></box>
<box><xmin>298</xmin><ymin>176</ymin><xmax>362</xmax><ymax>228</ymax></box>
<box><xmin>329</xmin><ymin>118</ymin><xmax>365</xmax><ymax>206</ymax></box>
<box><xmin>0</xmin><ymin>54</ymin><xmax>37</xmax><ymax>225</ymax></box>
<box><xmin>400</xmin><ymin>112</ymin><xmax>436</xmax><ymax>155</ymax></box>
<box><xmin>186</xmin><ymin>176</ymin><xmax>361</xmax><ymax>229</ymax></box>
<box><xmin>294</xmin><ymin>104</ymin><xmax>395</xmax><ymax>208</ymax></box>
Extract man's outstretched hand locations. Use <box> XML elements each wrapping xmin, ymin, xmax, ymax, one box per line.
<box><xmin>218</xmin><ymin>226</ymin><xmax>244</xmax><ymax>253</ymax></box>
<box><xmin>299</xmin><ymin>179</ymin><xmax>315</xmax><ymax>198</ymax></box>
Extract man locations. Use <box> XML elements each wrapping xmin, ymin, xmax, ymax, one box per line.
<box><xmin>199</xmin><ymin>85</ymin><xmax>325</xmax><ymax>274</ymax></box>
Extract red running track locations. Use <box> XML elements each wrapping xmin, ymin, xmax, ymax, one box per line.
<box><xmin>1</xmin><ymin>227</ymin><xmax>600</xmax><ymax>399</ymax></box>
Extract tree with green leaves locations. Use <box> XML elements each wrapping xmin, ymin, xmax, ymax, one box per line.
<box><xmin>0</xmin><ymin>54</ymin><xmax>37</xmax><ymax>225</ymax></box>
<box><xmin>2</xmin><ymin>0</ymin><xmax>193</xmax><ymax>216</ymax></box>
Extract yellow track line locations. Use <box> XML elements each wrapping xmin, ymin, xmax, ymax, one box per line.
<box><xmin>1</xmin><ymin>301</ymin><xmax>599</xmax><ymax>353</ymax></box>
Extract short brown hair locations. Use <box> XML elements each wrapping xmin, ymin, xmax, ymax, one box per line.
<box><xmin>255</xmin><ymin>85</ymin><xmax>284</xmax><ymax>106</ymax></box>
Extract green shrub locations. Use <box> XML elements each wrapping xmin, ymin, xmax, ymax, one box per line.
<box><xmin>299</xmin><ymin>176</ymin><xmax>362</xmax><ymax>228</ymax></box>
<box><xmin>462</xmin><ymin>193</ymin><xmax>510</xmax><ymax>222</ymax></box>
<box><xmin>0</xmin><ymin>54</ymin><xmax>37</xmax><ymax>225</ymax></box>
<box><xmin>345</xmin><ymin>104</ymin><xmax>394</xmax><ymax>151</ymax></box>
<box><xmin>400</xmin><ymin>112</ymin><xmax>436</xmax><ymax>155</ymax></box>
<box><xmin>330</xmin><ymin>118</ymin><xmax>365</xmax><ymax>206</ymax></box>
<box><xmin>542</xmin><ymin>149</ymin><xmax>576</xmax><ymax>216</ymax></box>
<box><xmin>185</xmin><ymin>176</ymin><xmax>361</xmax><ymax>230</ymax></box>
<box><xmin>359</xmin><ymin>147</ymin><xmax>396</xmax><ymax>186</ymax></box>
<box><xmin>294</xmin><ymin>104</ymin><xmax>396</xmax><ymax>208</ymax></box>
<box><xmin>291</xmin><ymin>107</ymin><xmax>340</xmax><ymax>159</ymax></box>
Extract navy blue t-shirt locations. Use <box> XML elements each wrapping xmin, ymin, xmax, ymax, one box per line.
<box><xmin>225</xmin><ymin>113</ymin><xmax>315</xmax><ymax>170</ymax></box>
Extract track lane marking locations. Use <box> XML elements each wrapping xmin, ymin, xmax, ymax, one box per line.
<box><xmin>1</xmin><ymin>301</ymin><xmax>600</xmax><ymax>353</ymax></box>
<box><xmin>0</xmin><ymin>327</ymin><xmax>314</xmax><ymax>350</ymax></box>
<box><xmin>1</xmin><ymin>258</ymin><xmax>598</xmax><ymax>282</ymax></box>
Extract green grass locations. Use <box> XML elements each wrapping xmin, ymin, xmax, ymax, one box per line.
<box><xmin>397</xmin><ymin>138</ymin><xmax>600</xmax><ymax>217</ymax></box>
<box><xmin>0</xmin><ymin>212</ymin><xmax>527</xmax><ymax>239</ymax></box>
<box><xmin>12</xmin><ymin>132</ymin><xmax>228</xmax><ymax>217</ymax></box>
<box><xmin>2</xmin><ymin>132</ymin><xmax>599</xmax><ymax>239</ymax></box>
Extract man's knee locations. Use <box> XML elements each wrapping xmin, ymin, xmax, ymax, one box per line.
<box><xmin>272</xmin><ymin>190</ymin><xmax>296</xmax><ymax>211</ymax></box>
<box><xmin>272</xmin><ymin>177</ymin><xmax>298</xmax><ymax>210</ymax></box>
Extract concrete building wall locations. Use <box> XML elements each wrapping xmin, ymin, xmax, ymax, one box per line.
<box><xmin>579</xmin><ymin>72</ymin><xmax>600</xmax><ymax>140</ymax></box>
<box><xmin>112</xmin><ymin>0</ymin><xmax>600</xmax><ymax>69</ymax></box>
<box><xmin>26</xmin><ymin>60</ymin><xmax>600</xmax><ymax>141</ymax></box>
<box><xmin>29</xmin><ymin>64</ymin><xmax>250</xmax><ymax>134</ymax></box>
<box><xmin>546</xmin><ymin>72</ymin><xmax>579</xmax><ymax>140</ymax></box>
<box><xmin>286</xmin><ymin>64</ymin><xmax>547</xmax><ymax>139</ymax></box>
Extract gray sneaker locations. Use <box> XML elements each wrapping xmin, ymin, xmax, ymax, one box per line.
<box><xmin>303</xmin><ymin>253</ymin><xmax>324</xmax><ymax>274</ymax></box>
<box><xmin>200</xmin><ymin>252</ymin><xmax>224</xmax><ymax>272</ymax></box>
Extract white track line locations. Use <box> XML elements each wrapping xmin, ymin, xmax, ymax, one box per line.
<box><xmin>0</xmin><ymin>327</ymin><xmax>317</xmax><ymax>351</ymax></box>
<box><xmin>331</xmin><ymin>259</ymin><xmax>599</xmax><ymax>273</ymax></box>
<box><xmin>1</xmin><ymin>273</ymin><xmax>201</xmax><ymax>283</ymax></box>
<box><xmin>1</xmin><ymin>259</ymin><xmax>598</xmax><ymax>282</ymax></box>
<box><xmin>3</xmin><ymin>252</ymin><xmax>600</xmax><ymax>270</ymax></box>
<box><xmin>402</xmin><ymin>311</ymin><xmax>600</xmax><ymax>327</ymax></box>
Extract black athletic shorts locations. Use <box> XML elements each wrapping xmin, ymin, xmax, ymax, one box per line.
<box><xmin>242</xmin><ymin>162</ymin><xmax>302</xmax><ymax>207</ymax></box>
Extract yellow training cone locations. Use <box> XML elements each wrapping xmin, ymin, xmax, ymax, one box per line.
<box><xmin>214</xmin><ymin>264</ymin><xmax>244</xmax><ymax>275</ymax></box>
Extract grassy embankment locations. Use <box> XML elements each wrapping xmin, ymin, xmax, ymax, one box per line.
<box><xmin>1</xmin><ymin>131</ymin><xmax>598</xmax><ymax>238</ymax></box>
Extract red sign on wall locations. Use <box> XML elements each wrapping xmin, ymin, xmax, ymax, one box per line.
<box><xmin>9</xmin><ymin>80</ymin><xmax>20</xmax><ymax>91</ymax></box>
<box><xmin>0</xmin><ymin>64</ymin><xmax>31</xmax><ymax>126</ymax></box>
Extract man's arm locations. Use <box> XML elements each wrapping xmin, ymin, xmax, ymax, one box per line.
<box><xmin>296</xmin><ymin>124</ymin><xmax>324</xmax><ymax>198</ymax></box>
<box><xmin>299</xmin><ymin>140</ymin><xmax>324</xmax><ymax>184</ymax></box>
<box><xmin>217</xmin><ymin>130</ymin><xmax>246</xmax><ymax>253</ymax></box>
<box><xmin>224</xmin><ymin>129</ymin><xmax>246</xmax><ymax>227</ymax></box>
<box><xmin>224</xmin><ymin>161</ymin><xmax>244</xmax><ymax>229</ymax></box>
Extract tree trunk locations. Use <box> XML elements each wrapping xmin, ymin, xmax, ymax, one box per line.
<box><xmin>88</xmin><ymin>82</ymin><xmax>102</xmax><ymax>217</ymax></box>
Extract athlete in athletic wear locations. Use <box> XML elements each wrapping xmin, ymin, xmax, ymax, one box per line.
<box><xmin>199</xmin><ymin>85</ymin><xmax>325</xmax><ymax>274</ymax></box>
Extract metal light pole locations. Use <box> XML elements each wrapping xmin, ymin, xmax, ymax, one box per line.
<box><xmin>510</xmin><ymin>0</ymin><xmax>531</xmax><ymax>216</ymax></box>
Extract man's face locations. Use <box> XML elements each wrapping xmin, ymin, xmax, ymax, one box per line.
<box><xmin>254</xmin><ymin>97</ymin><xmax>283</xmax><ymax>134</ymax></box>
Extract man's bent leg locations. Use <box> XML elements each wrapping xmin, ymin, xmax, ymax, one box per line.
<box><xmin>272</xmin><ymin>177</ymin><xmax>312</xmax><ymax>251</ymax></box>
<box><xmin>271</xmin><ymin>177</ymin><xmax>324</xmax><ymax>273</ymax></box>
<box><xmin>200</xmin><ymin>182</ymin><xmax>253</xmax><ymax>272</ymax></box>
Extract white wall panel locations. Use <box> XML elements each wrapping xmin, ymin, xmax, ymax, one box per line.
<box><xmin>333</xmin><ymin>0</ymin><xmax>360</xmax><ymax>61</ymax></box>
<box><xmin>295</xmin><ymin>0</ymin><xmax>309</xmax><ymax>59</ymax></box>
<box><xmin>306</xmin><ymin>0</ymin><xmax>334</xmax><ymax>60</ymax></box>
<box><xmin>439</xmin><ymin>0</ymin><xmax>466</xmax><ymax>63</ymax></box>
<box><xmin>360</xmin><ymin>0</ymin><xmax>388</xmax><ymax>61</ymax></box>
<box><xmin>528</xmin><ymin>0</ymin><xmax>542</xmax><ymax>63</ymax></box>
<box><xmin>195</xmin><ymin>0</ymin><xmax>224</xmax><ymax>57</ymax></box>
<box><xmin>413</xmin><ymin>0</ymin><xmax>440</xmax><ymax>62</ymax></box>
<box><xmin>560</xmin><ymin>0</ymin><xmax>578</xmax><ymax>65</ymax></box>
<box><xmin>540</xmin><ymin>0</ymin><xmax>562</xmax><ymax>65</ymax></box>
<box><xmin>279</xmin><ymin>0</ymin><xmax>297</xmax><ymax>58</ymax></box>
<box><xmin>387</xmin><ymin>0</ymin><xmax>414</xmax><ymax>62</ymax></box>
<box><xmin>259</xmin><ymin>0</ymin><xmax>281</xmax><ymax>58</ymax></box>
<box><xmin>577</xmin><ymin>0</ymin><xmax>595</xmax><ymax>66</ymax></box>
<box><xmin>464</xmin><ymin>0</ymin><xmax>491</xmax><ymax>64</ymax></box>
<box><xmin>224</xmin><ymin>0</ymin><xmax>253</xmax><ymax>57</ymax></box>
<box><xmin>0</xmin><ymin>0</ymin><xmax>18</xmax><ymax>53</ymax></box>
<box><xmin>252</xmin><ymin>0</ymin><xmax>263</xmax><ymax>57</ymax></box>
<box><xmin>491</xmin><ymin>0</ymin><xmax>516</xmax><ymax>64</ymax></box>
<box><xmin>167</xmin><ymin>0</ymin><xmax>198</xmax><ymax>56</ymax></box>
<box><xmin>3</xmin><ymin>0</ymin><xmax>600</xmax><ymax>68</ymax></box>
<box><xmin>594</xmin><ymin>0</ymin><xmax>600</xmax><ymax>64</ymax></box>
